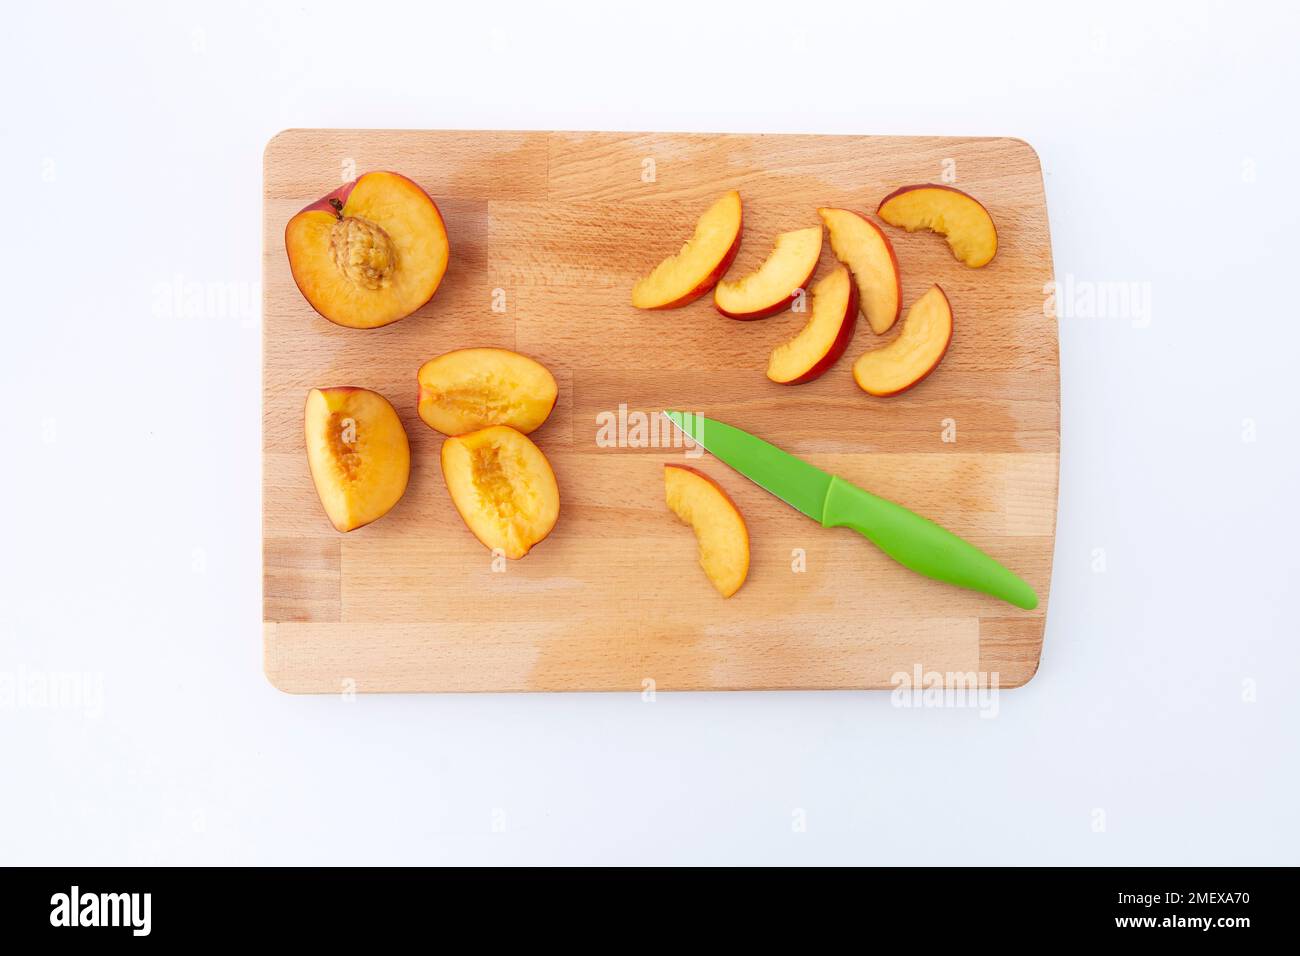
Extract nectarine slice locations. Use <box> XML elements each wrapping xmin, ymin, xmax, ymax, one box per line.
<box><xmin>286</xmin><ymin>171</ymin><xmax>449</xmax><ymax>329</ymax></box>
<box><xmin>305</xmin><ymin>387</ymin><xmax>411</xmax><ymax>532</ymax></box>
<box><xmin>664</xmin><ymin>464</ymin><xmax>749</xmax><ymax>598</ymax></box>
<box><xmin>417</xmin><ymin>348</ymin><xmax>558</xmax><ymax>436</ymax></box>
<box><xmin>441</xmin><ymin>426</ymin><xmax>560</xmax><ymax>559</ymax></box>
<box><xmin>877</xmin><ymin>184</ymin><xmax>997</xmax><ymax>268</ymax></box>
<box><xmin>852</xmin><ymin>285</ymin><xmax>953</xmax><ymax>397</ymax></box>
<box><xmin>818</xmin><ymin>207</ymin><xmax>902</xmax><ymax>335</ymax></box>
<box><xmin>714</xmin><ymin>225</ymin><xmax>822</xmax><ymax>319</ymax></box>
<box><xmin>767</xmin><ymin>264</ymin><xmax>858</xmax><ymax>385</ymax></box>
<box><xmin>632</xmin><ymin>191</ymin><xmax>743</xmax><ymax>309</ymax></box>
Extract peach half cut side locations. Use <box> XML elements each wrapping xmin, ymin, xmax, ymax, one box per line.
<box><xmin>713</xmin><ymin>225</ymin><xmax>823</xmax><ymax>319</ymax></box>
<box><xmin>631</xmin><ymin>190</ymin><xmax>743</xmax><ymax>309</ymax></box>
<box><xmin>664</xmin><ymin>463</ymin><xmax>750</xmax><ymax>598</ymax></box>
<box><xmin>766</xmin><ymin>264</ymin><xmax>859</xmax><ymax>385</ymax></box>
<box><xmin>876</xmin><ymin>184</ymin><xmax>998</xmax><ymax>268</ymax></box>
<box><xmin>852</xmin><ymin>285</ymin><xmax>953</xmax><ymax>397</ymax></box>
<box><xmin>304</xmin><ymin>387</ymin><xmax>411</xmax><ymax>532</ymax></box>
<box><xmin>417</xmin><ymin>348</ymin><xmax>558</xmax><ymax>436</ymax></box>
<box><xmin>817</xmin><ymin>207</ymin><xmax>902</xmax><ymax>334</ymax></box>
<box><xmin>441</xmin><ymin>425</ymin><xmax>560</xmax><ymax>560</ymax></box>
<box><xmin>285</xmin><ymin>171</ymin><xmax>450</xmax><ymax>329</ymax></box>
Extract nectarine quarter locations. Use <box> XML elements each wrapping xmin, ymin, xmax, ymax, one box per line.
<box><xmin>441</xmin><ymin>426</ymin><xmax>560</xmax><ymax>559</ymax></box>
<box><xmin>664</xmin><ymin>464</ymin><xmax>750</xmax><ymax>598</ymax></box>
<box><xmin>631</xmin><ymin>190</ymin><xmax>743</xmax><ymax>309</ymax></box>
<box><xmin>766</xmin><ymin>264</ymin><xmax>859</xmax><ymax>385</ymax></box>
<box><xmin>417</xmin><ymin>348</ymin><xmax>558</xmax><ymax>436</ymax></box>
<box><xmin>853</xmin><ymin>285</ymin><xmax>953</xmax><ymax>397</ymax></box>
<box><xmin>818</xmin><ymin>207</ymin><xmax>902</xmax><ymax>335</ymax></box>
<box><xmin>876</xmin><ymin>184</ymin><xmax>998</xmax><ymax>268</ymax></box>
<box><xmin>285</xmin><ymin>171</ymin><xmax>450</xmax><ymax>329</ymax></box>
<box><xmin>714</xmin><ymin>225</ymin><xmax>822</xmax><ymax>319</ymax></box>
<box><xmin>305</xmin><ymin>387</ymin><xmax>411</xmax><ymax>532</ymax></box>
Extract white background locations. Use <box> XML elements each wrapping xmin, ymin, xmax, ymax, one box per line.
<box><xmin>2</xmin><ymin>0</ymin><xmax>1297</xmax><ymax>865</ymax></box>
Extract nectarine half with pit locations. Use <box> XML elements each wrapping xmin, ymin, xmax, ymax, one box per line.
<box><xmin>664</xmin><ymin>464</ymin><xmax>749</xmax><ymax>598</ymax></box>
<box><xmin>441</xmin><ymin>425</ymin><xmax>560</xmax><ymax>559</ymax></box>
<box><xmin>632</xmin><ymin>191</ymin><xmax>742</xmax><ymax>309</ymax></box>
<box><xmin>714</xmin><ymin>225</ymin><xmax>822</xmax><ymax>319</ymax></box>
<box><xmin>877</xmin><ymin>184</ymin><xmax>997</xmax><ymax>268</ymax></box>
<box><xmin>417</xmin><ymin>348</ymin><xmax>557</xmax><ymax>436</ymax></box>
<box><xmin>286</xmin><ymin>171</ymin><xmax>449</xmax><ymax>329</ymax></box>
<box><xmin>766</xmin><ymin>264</ymin><xmax>858</xmax><ymax>385</ymax></box>
<box><xmin>853</xmin><ymin>285</ymin><xmax>953</xmax><ymax>397</ymax></box>
<box><xmin>818</xmin><ymin>207</ymin><xmax>901</xmax><ymax>335</ymax></box>
<box><xmin>305</xmin><ymin>387</ymin><xmax>411</xmax><ymax>532</ymax></box>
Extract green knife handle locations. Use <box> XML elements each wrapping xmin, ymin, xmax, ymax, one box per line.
<box><xmin>821</xmin><ymin>475</ymin><xmax>1038</xmax><ymax>610</ymax></box>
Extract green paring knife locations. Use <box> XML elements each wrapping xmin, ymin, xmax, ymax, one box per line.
<box><xmin>662</xmin><ymin>411</ymin><xmax>1038</xmax><ymax>610</ymax></box>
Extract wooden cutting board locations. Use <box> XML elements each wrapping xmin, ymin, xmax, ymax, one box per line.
<box><xmin>262</xmin><ymin>129</ymin><xmax>1058</xmax><ymax>693</ymax></box>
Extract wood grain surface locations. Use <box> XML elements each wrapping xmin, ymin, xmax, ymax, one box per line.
<box><xmin>262</xmin><ymin>129</ymin><xmax>1058</xmax><ymax>693</ymax></box>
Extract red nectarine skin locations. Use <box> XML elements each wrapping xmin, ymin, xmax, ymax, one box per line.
<box><xmin>877</xmin><ymin>182</ymin><xmax>984</xmax><ymax>210</ymax></box>
<box><xmin>632</xmin><ymin>191</ymin><xmax>744</xmax><ymax>310</ymax></box>
<box><xmin>717</xmin><ymin>282</ymin><xmax>804</xmax><ymax>320</ymax></box>
<box><xmin>714</xmin><ymin>225</ymin><xmax>823</xmax><ymax>320</ymax></box>
<box><xmin>300</xmin><ymin>171</ymin><xmax>436</xmax><ymax>218</ymax></box>
<box><xmin>777</xmin><ymin>282</ymin><xmax>859</xmax><ymax>386</ymax></box>
<box><xmin>642</xmin><ymin>221</ymin><xmax>743</xmax><ymax>310</ymax></box>
<box><xmin>298</xmin><ymin>178</ymin><xmax>359</xmax><ymax>217</ymax></box>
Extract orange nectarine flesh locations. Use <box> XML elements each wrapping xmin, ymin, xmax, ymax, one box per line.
<box><xmin>853</xmin><ymin>285</ymin><xmax>953</xmax><ymax>397</ymax></box>
<box><xmin>876</xmin><ymin>184</ymin><xmax>997</xmax><ymax>268</ymax></box>
<box><xmin>286</xmin><ymin>171</ymin><xmax>449</xmax><ymax>329</ymax></box>
<box><xmin>664</xmin><ymin>464</ymin><xmax>750</xmax><ymax>598</ymax></box>
<box><xmin>417</xmin><ymin>348</ymin><xmax>558</xmax><ymax>436</ymax></box>
<box><xmin>818</xmin><ymin>207</ymin><xmax>902</xmax><ymax>334</ymax></box>
<box><xmin>632</xmin><ymin>190</ymin><xmax>743</xmax><ymax>309</ymax></box>
<box><xmin>767</xmin><ymin>264</ymin><xmax>858</xmax><ymax>385</ymax></box>
<box><xmin>714</xmin><ymin>225</ymin><xmax>822</xmax><ymax>319</ymax></box>
<box><xmin>305</xmin><ymin>387</ymin><xmax>411</xmax><ymax>532</ymax></box>
<box><xmin>441</xmin><ymin>425</ymin><xmax>560</xmax><ymax>559</ymax></box>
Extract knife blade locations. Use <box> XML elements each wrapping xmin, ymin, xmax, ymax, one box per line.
<box><xmin>662</xmin><ymin>411</ymin><xmax>1038</xmax><ymax>610</ymax></box>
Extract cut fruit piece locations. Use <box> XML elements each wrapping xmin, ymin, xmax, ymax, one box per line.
<box><xmin>664</xmin><ymin>464</ymin><xmax>750</xmax><ymax>598</ymax></box>
<box><xmin>285</xmin><ymin>171</ymin><xmax>450</xmax><ymax>329</ymax></box>
<box><xmin>853</xmin><ymin>285</ymin><xmax>953</xmax><ymax>397</ymax></box>
<box><xmin>818</xmin><ymin>207</ymin><xmax>902</xmax><ymax>334</ymax></box>
<box><xmin>631</xmin><ymin>191</ymin><xmax>743</xmax><ymax>309</ymax></box>
<box><xmin>305</xmin><ymin>387</ymin><xmax>411</xmax><ymax>532</ymax></box>
<box><xmin>877</xmin><ymin>184</ymin><xmax>997</xmax><ymax>268</ymax></box>
<box><xmin>714</xmin><ymin>225</ymin><xmax>823</xmax><ymax>319</ymax></box>
<box><xmin>766</xmin><ymin>265</ymin><xmax>858</xmax><ymax>385</ymax></box>
<box><xmin>441</xmin><ymin>425</ymin><xmax>560</xmax><ymax>559</ymax></box>
<box><xmin>417</xmin><ymin>348</ymin><xmax>558</xmax><ymax>436</ymax></box>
